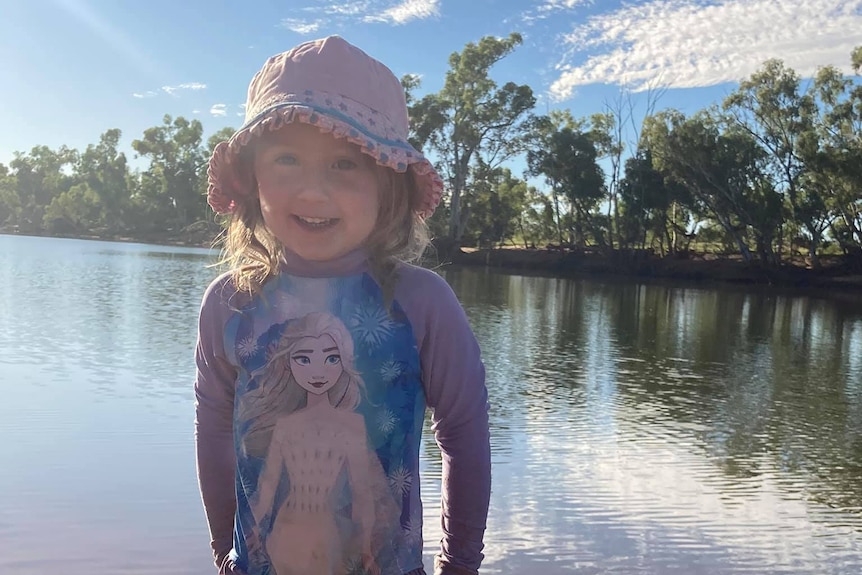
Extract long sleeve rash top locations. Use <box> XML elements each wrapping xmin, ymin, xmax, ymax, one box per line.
<box><xmin>194</xmin><ymin>249</ymin><xmax>490</xmax><ymax>575</ymax></box>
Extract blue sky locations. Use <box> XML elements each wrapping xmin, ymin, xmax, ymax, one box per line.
<box><xmin>1</xmin><ymin>0</ymin><xmax>861</xmax><ymax>168</ymax></box>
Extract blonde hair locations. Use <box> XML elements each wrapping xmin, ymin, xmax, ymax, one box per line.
<box><xmin>215</xmin><ymin>136</ymin><xmax>430</xmax><ymax>301</ymax></box>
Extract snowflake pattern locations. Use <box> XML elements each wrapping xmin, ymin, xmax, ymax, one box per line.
<box><xmin>236</xmin><ymin>336</ymin><xmax>259</xmax><ymax>359</ymax></box>
<box><xmin>388</xmin><ymin>464</ymin><xmax>413</xmax><ymax>497</ymax></box>
<box><xmin>403</xmin><ymin>511</ymin><xmax>424</xmax><ymax>546</ymax></box>
<box><xmin>380</xmin><ymin>359</ymin><xmax>402</xmax><ymax>383</ymax></box>
<box><xmin>350</xmin><ymin>302</ymin><xmax>395</xmax><ymax>349</ymax></box>
<box><xmin>343</xmin><ymin>556</ymin><xmax>366</xmax><ymax>575</ymax></box>
<box><xmin>377</xmin><ymin>408</ymin><xmax>397</xmax><ymax>437</ymax></box>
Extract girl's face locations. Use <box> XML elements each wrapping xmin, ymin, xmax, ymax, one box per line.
<box><xmin>253</xmin><ymin>122</ymin><xmax>381</xmax><ymax>262</ymax></box>
<box><xmin>290</xmin><ymin>334</ymin><xmax>343</xmax><ymax>396</ymax></box>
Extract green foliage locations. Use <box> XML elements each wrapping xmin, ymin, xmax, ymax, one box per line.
<box><xmin>132</xmin><ymin>115</ymin><xmax>208</xmax><ymax>228</ymax></box>
<box><xmin>405</xmin><ymin>33</ymin><xmax>537</xmax><ymax>240</ymax></box>
<box><xmin>43</xmin><ymin>183</ymin><xmax>101</xmax><ymax>233</ymax></box>
<box><xmin>527</xmin><ymin>125</ymin><xmax>606</xmax><ymax>246</ymax></box>
<box><xmin>462</xmin><ymin>166</ymin><xmax>529</xmax><ymax>248</ymax></box>
<box><xmin>0</xmin><ymin>164</ymin><xmax>21</xmax><ymax>226</ymax></box>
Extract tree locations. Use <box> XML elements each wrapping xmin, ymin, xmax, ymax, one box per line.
<box><xmin>76</xmin><ymin>128</ymin><xmax>130</xmax><ymax>231</ymax></box>
<box><xmin>132</xmin><ymin>115</ymin><xmax>207</xmax><ymax>228</ymax></box>
<box><xmin>649</xmin><ymin>111</ymin><xmax>781</xmax><ymax>263</ymax></box>
<box><xmin>9</xmin><ymin>145</ymin><xmax>78</xmax><ymax>232</ymax></box>
<box><xmin>406</xmin><ymin>34</ymin><xmax>536</xmax><ymax>241</ymax></box>
<box><xmin>619</xmin><ymin>150</ymin><xmax>677</xmax><ymax>252</ymax></box>
<box><xmin>528</xmin><ymin>125</ymin><xmax>606</xmax><ymax>247</ymax></box>
<box><xmin>42</xmin><ymin>183</ymin><xmax>101</xmax><ymax>233</ymax></box>
<box><xmin>0</xmin><ymin>163</ymin><xmax>21</xmax><ymax>226</ymax></box>
<box><xmin>806</xmin><ymin>59</ymin><xmax>862</xmax><ymax>256</ymax></box>
<box><xmin>464</xmin><ymin>165</ymin><xmax>529</xmax><ymax>248</ymax></box>
<box><xmin>724</xmin><ymin>60</ymin><xmax>821</xmax><ymax>264</ymax></box>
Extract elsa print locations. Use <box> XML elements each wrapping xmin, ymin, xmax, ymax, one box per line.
<box><xmin>245</xmin><ymin>312</ymin><xmax>397</xmax><ymax>575</ymax></box>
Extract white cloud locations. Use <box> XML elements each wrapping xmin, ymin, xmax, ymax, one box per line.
<box><xmin>210</xmin><ymin>104</ymin><xmax>227</xmax><ymax>117</ymax></box>
<box><xmin>288</xmin><ymin>0</ymin><xmax>438</xmax><ymax>28</ymax></box>
<box><xmin>280</xmin><ymin>18</ymin><xmax>322</xmax><ymax>34</ymax></box>
<box><xmin>161</xmin><ymin>82</ymin><xmax>207</xmax><ymax>96</ymax></box>
<box><xmin>192</xmin><ymin>110</ymin><xmax>201</xmax><ymax>115</ymax></box>
<box><xmin>550</xmin><ymin>0</ymin><xmax>862</xmax><ymax>100</ymax></box>
<box><xmin>521</xmin><ymin>0</ymin><xmax>591</xmax><ymax>22</ymax></box>
<box><xmin>316</xmin><ymin>1</ymin><xmax>371</xmax><ymax>16</ymax></box>
<box><xmin>132</xmin><ymin>91</ymin><xmax>158</xmax><ymax>99</ymax></box>
<box><xmin>538</xmin><ymin>0</ymin><xmax>591</xmax><ymax>12</ymax></box>
<box><xmin>368</xmin><ymin>0</ymin><xmax>440</xmax><ymax>24</ymax></box>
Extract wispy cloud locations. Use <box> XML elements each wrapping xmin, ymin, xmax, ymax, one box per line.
<box><xmin>550</xmin><ymin>0</ymin><xmax>862</xmax><ymax>100</ymax></box>
<box><xmin>162</xmin><ymin>82</ymin><xmax>207</xmax><ymax>96</ymax></box>
<box><xmin>284</xmin><ymin>0</ymin><xmax>439</xmax><ymax>31</ymax></box>
<box><xmin>368</xmin><ymin>0</ymin><xmax>441</xmax><ymax>24</ymax></box>
<box><xmin>280</xmin><ymin>18</ymin><xmax>322</xmax><ymax>34</ymax></box>
<box><xmin>134</xmin><ymin>83</ymin><xmax>206</xmax><ymax>99</ymax></box>
<box><xmin>521</xmin><ymin>0</ymin><xmax>591</xmax><ymax>23</ymax></box>
<box><xmin>210</xmin><ymin>104</ymin><xmax>227</xmax><ymax>117</ymax></box>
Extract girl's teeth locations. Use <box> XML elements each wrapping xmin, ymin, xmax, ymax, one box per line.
<box><xmin>298</xmin><ymin>216</ymin><xmax>330</xmax><ymax>224</ymax></box>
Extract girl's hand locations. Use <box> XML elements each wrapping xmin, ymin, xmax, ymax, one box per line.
<box><xmin>218</xmin><ymin>556</ymin><xmax>248</xmax><ymax>575</ymax></box>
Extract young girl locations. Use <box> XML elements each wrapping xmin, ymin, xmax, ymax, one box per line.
<box><xmin>194</xmin><ymin>36</ymin><xmax>490</xmax><ymax>575</ymax></box>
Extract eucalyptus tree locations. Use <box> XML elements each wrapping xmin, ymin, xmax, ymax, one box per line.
<box><xmin>405</xmin><ymin>33</ymin><xmax>537</xmax><ymax>241</ymax></box>
<box><xmin>9</xmin><ymin>145</ymin><xmax>78</xmax><ymax>232</ymax></box>
<box><xmin>0</xmin><ymin>163</ymin><xmax>20</xmax><ymax>226</ymax></box>
<box><xmin>723</xmin><ymin>60</ymin><xmax>822</xmax><ymax>263</ymax></box>
<box><xmin>618</xmin><ymin>150</ymin><xmax>684</xmax><ymax>253</ymax></box>
<box><xmin>75</xmin><ymin>128</ymin><xmax>130</xmax><ymax>230</ymax></box>
<box><xmin>132</xmin><ymin>115</ymin><xmax>207</xmax><ymax>229</ymax></box>
<box><xmin>805</xmin><ymin>55</ymin><xmax>862</xmax><ymax>255</ymax></box>
<box><xmin>527</xmin><ymin>124</ymin><xmax>606</xmax><ymax>248</ymax></box>
<box><xmin>648</xmin><ymin>110</ymin><xmax>781</xmax><ymax>263</ymax></box>
<box><xmin>464</xmin><ymin>164</ymin><xmax>529</xmax><ymax>248</ymax></box>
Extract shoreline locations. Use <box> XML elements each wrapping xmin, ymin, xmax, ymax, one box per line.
<box><xmin>439</xmin><ymin>245</ymin><xmax>862</xmax><ymax>303</ymax></box>
<box><xmin>5</xmin><ymin>230</ymin><xmax>862</xmax><ymax>301</ymax></box>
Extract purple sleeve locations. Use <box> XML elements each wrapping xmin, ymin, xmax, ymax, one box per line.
<box><xmin>395</xmin><ymin>265</ymin><xmax>491</xmax><ymax>575</ymax></box>
<box><xmin>194</xmin><ymin>275</ymin><xmax>240</xmax><ymax>572</ymax></box>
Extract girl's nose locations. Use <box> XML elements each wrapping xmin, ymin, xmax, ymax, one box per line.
<box><xmin>293</xmin><ymin>167</ymin><xmax>330</xmax><ymax>200</ymax></box>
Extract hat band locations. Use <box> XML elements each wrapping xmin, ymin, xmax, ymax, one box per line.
<box><xmin>242</xmin><ymin>99</ymin><xmax>413</xmax><ymax>152</ymax></box>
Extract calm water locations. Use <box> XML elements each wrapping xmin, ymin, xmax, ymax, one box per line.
<box><xmin>1</xmin><ymin>234</ymin><xmax>861</xmax><ymax>575</ymax></box>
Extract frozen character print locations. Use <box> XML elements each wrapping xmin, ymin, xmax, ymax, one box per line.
<box><xmin>244</xmin><ymin>312</ymin><xmax>398</xmax><ymax>575</ymax></box>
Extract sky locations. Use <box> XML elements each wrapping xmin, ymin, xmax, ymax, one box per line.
<box><xmin>1</xmin><ymin>0</ymin><xmax>861</xmax><ymax>169</ymax></box>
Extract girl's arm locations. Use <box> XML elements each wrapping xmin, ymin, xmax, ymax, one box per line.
<box><xmin>396</xmin><ymin>267</ymin><xmax>491</xmax><ymax>575</ymax></box>
<box><xmin>195</xmin><ymin>278</ymin><xmax>240</xmax><ymax>572</ymax></box>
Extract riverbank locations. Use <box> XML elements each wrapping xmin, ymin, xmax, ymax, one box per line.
<box><xmin>440</xmin><ymin>245</ymin><xmax>862</xmax><ymax>298</ymax></box>
<box><xmin>5</xmin><ymin>229</ymin><xmax>862</xmax><ymax>298</ymax></box>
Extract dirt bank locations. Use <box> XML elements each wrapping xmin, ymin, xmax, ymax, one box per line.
<box><xmin>439</xmin><ymin>246</ymin><xmax>862</xmax><ymax>296</ymax></box>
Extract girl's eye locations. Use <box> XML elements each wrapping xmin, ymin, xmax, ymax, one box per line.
<box><xmin>333</xmin><ymin>159</ymin><xmax>357</xmax><ymax>170</ymax></box>
<box><xmin>325</xmin><ymin>354</ymin><xmax>341</xmax><ymax>365</ymax></box>
<box><xmin>292</xmin><ymin>355</ymin><xmax>310</xmax><ymax>366</ymax></box>
<box><xmin>275</xmin><ymin>154</ymin><xmax>297</xmax><ymax>166</ymax></box>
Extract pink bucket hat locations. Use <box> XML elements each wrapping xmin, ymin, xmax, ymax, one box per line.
<box><xmin>207</xmin><ymin>36</ymin><xmax>443</xmax><ymax>218</ymax></box>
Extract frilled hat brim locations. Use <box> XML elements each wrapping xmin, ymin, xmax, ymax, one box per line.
<box><xmin>206</xmin><ymin>90</ymin><xmax>443</xmax><ymax>218</ymax></box>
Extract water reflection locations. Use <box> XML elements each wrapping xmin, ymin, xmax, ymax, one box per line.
<box><xmin>437</xmin><ymin>267</ymin><xmax>862</xmax><ymax>574</ymax></box>
<box><xmin>1</xmin><ymin>235</ymin><xmax>861</xmax><ymax>574</ymax></box>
